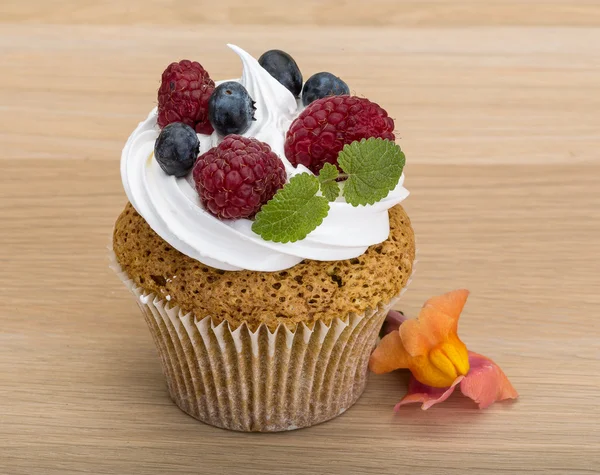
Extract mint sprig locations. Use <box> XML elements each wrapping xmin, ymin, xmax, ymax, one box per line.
<box><xmin>252</xmin><ymin>138</ymin><xmax>405</xmax><ymax>243</ymax></box>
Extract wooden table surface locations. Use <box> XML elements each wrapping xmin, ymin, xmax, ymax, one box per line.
<box><xmin>1</xmin><ymin>1</ymin><xmax>599</xmax><ymax>474</ymax></box>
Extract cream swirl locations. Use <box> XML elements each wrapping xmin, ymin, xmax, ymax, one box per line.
<box><xmin>121</xmin><ymin>45</ymin><xmax>409</xmax><ymax>272</ymax></box>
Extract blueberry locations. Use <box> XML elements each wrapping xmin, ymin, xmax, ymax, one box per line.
<box><xmin>302</xmin><ymin>72</ymin><xmax>350</xmax><ymax>106</ymax></box>
<box><xmin>154</xmin><ymin>122</ymin><xmax>199</xmax><ymax>177</ymax></box>
<box><xmin>208</xmin><ymin>81</ymin><xmax>256</xmax><ymax>136</ymax></box>
<box><xmin>258</xmin><ymin>50</ymin><xmax>303</xmax><ymax>97</ymax></box>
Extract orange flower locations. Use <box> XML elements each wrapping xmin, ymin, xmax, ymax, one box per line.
<box><xmin>370</xmin><ymin>289</ymin><xmax>471</xmax><ymax>388</ymax></box>
<box><xmin>370</xmin><ymin>289</ymin><xmax>518</xmax><ymax>409</ymax></box>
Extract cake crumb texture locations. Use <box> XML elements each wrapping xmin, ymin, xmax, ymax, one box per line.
<box><xmin>113</xmin><ymin>202</ymin><xmax>415</xmax><ymax>330</ymax></box>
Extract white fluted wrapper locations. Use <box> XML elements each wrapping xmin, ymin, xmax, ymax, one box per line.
<box><xmin>111</xmin><ymin>253</ymin><xmax>414</xmax><ymax>431</ymax></box>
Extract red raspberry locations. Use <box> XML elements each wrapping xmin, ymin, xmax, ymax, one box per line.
<box><xmin>193</xmin><ymin>136</ymin><xmax>286</xmax><ymax>220</ymax></box>
<box><xmin>157</xmin><ymin>60</ymin><xmax>215</xmax><ymax>135</ymax></box>
<box><xmin>284</xmin><ymin>95</ymin><xmax>395</xmax><ymax>174</ymax></box>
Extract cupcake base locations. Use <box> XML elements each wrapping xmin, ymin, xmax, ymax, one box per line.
<box><xmin>113</xmin><ymin>254</ymin><xmax>411</xmax><ymax>432</ymax></box>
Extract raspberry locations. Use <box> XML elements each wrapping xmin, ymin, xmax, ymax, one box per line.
<box><xmin>157</xmin><ymin>60</ymin><xmax>215</xmax><ymax>135</ymax></box>
<box><xmin>193</xmin><ymin>135</ymin><xmax>286</xmax><ymax>220</ymax></box>
<box><xmin>284</xmin><ymin>95</ymin><xmax>395</xmax><ymax>174</ymax></box>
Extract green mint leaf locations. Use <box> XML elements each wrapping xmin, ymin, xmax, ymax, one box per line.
<box><xmin>317</xmin><ymin>163</ymin><xmax>340</xmax><ymax>202</ymax></box>
<box><xmin>318</xmin><ymin>163</ymin><xmax>339</xmax><ymax>182</ymax></box>
<box><xmin>252</xmin><ymin>173</ymin><xmax>330</xmax><ymax>243</ymax></box>
<box><xmin>338</xmin><ymin>138</ymin><xmax>405</xmax><ymax>206</ymax></box>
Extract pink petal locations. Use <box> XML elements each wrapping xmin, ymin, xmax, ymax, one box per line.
<box><xmin>381</xmin><ymin>310</ymin><xmax>407</xmax><ymax>336</ymax></box>
<box><xmin>395</xmin><ymin>375</ymin><xmax>463</xmax><ymax>411</ymax></box>
<box><xmin>460</xmin><ymin>351</ymin><xmax>519</xmax><ymax>409</ymax></box>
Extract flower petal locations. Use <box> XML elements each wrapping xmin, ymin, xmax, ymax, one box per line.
<box><xmin>395</xmin><ymin>375</ymin><xmax>463</xmax><ymax>411</ymax></box>
<box><xmin>380</xmin><ymin>310</ymin><xmax>407</xmax><ymax>336</ymax></box>
<box><xmin>460</xmin><ymin>351</ymin><xmax>519</xmax><ymax>409</ymax></box>
<box><xmin>423</xmin><ymin>288</ymin><xmax>470</xmax><ymax>324</ymax></box>
<box><xmin>400</xmin><ymin>289</ymin><xmax>470</xmax><ymax>357</ymax></box>
<box><xmin>369</xmin><ymin>330</ymin><xmax>412</xmax><ymax>374</ymax></box>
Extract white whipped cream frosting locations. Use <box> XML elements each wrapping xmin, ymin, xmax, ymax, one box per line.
<box><xmin>121</xmin><ymin>45</ymin><xmax>409</xmax><ymax>272</ymax></box>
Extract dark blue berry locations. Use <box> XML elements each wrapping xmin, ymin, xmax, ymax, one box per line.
<box><xmin>208</xmin><ymin>82</ymin><xmax>256</xmax><ymax>136</ymax></box>
<box><xmin>302</xmin><ymin>72</ymin><xmax>350</xmax><ymax>106</ymax></box>
<box><xmin>154</xmin><ymin>122</ymin><xmax>199</xmax><ymax>177</ymax></box>
<box><xmin>258</xmin><ymin>50</ymin><xmax>303</xmax><ymax>97</ymax></box>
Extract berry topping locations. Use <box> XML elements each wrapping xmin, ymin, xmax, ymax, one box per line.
<box><xmin>301</xmin><ymin>72</ymin><xmax>350</xmax><ymax>106</ymax></box>
<box><xmin>193</xmin><ymin>135</ymin><xmax>286</xmax><ymax>220</ymax></box>
<box><xmin>258</xmin><ymin>50</ymin><xmax>303</xmax><ymax>97</ymax></box>
<box><xmin>208</xmin><ymin>82</ymin><xmax>256</xmax><ymax>136</ymax></box>
<box><xmin>284</xmin><ymin>95</ymin><xmax>395</xmax><ymax>174</ymax></box>
<box><xmin>154</xmin><ymin>122</ymin><xmax>199</xmax><ymax>177</ymax></box>
<box><xmin>157</xmin><ymin>60</ymin><xmax>215</xmax><ymax>135</ymax></box>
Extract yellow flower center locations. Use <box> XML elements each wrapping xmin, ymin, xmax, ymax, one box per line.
<box><xmin>409</xmin><ymin>336</ymin><xmax>470</xmax><ymax>388</ymax></box>
<box><xmin>428</xmin><ymin>336</ymin><xmax>470</xmax><ymax>387</ymax></box>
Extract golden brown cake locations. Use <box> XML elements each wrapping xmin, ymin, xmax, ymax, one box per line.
<box><xmin>114</xmin><ymin>202</ymin><xmax>415</xmax><ymax>331</ymax></box>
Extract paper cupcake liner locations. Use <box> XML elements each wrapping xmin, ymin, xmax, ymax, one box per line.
<box><xmin>110</xmin><ymin>251</ymin><xmax>415</xmax><ymax>432</ymax></box>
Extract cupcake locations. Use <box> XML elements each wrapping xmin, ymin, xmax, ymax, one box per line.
<box><xmin>112</xmin><ymin>45</ymin><xmax>415</xmax><ymax>431</ymax></box>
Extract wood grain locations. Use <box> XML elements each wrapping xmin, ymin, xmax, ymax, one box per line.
<box><xmin>1</xmin><ymin>2</ymin><xmax>599</xmax><ymax>474</ymax></box>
